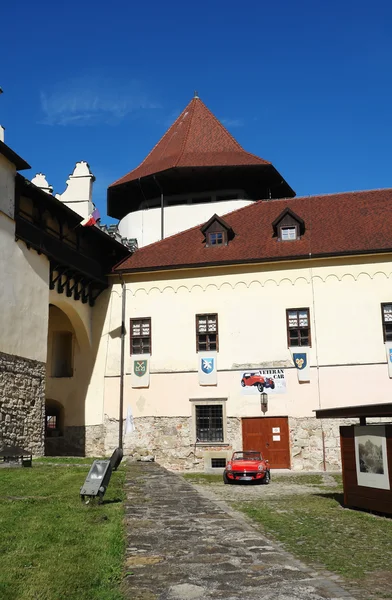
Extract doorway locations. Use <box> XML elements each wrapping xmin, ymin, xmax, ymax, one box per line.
<box><xmin>242</xmin><ymin>417</ymin><xmax>291</xmax><ymax>469</ymax></box>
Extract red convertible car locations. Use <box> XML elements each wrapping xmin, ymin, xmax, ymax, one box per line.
<box><xmin>241</xmin><ymin>372</ymin><xmax>275</xmax><ymax>392</ymax></box>
<box><xmin>223</xmin><ymin>451</ymin><xmax>270</xmax><ymax>484</ymax></box>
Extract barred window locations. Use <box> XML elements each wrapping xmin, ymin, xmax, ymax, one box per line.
<box><xmin>196</xmin><ymin>314</ymin><xmax>218</xmax><ymax>352</ymax></box>
<box><xmin>381</xmin><ymin>304</ymin><xmax>392</xmax><ymax>342</ymax></box>
<box><xmin>196</xmin><ymin>405</ymin><xmax>223</xmax><ymax>442</ymax></box>
<box><xmin>286</xmin><ymin>308</ymin><xmax>311</xmax><ymax>347</ymax></box>
<box><xmin>130</xmin><ymin>318</ymin><xmax>151</xmax><ymax>355</ymax></box>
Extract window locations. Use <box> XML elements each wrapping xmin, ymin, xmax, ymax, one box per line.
<box><xmin>45</xmin><ymin>400</ymin><xmax>64</xmax><ymax>438</ymax></box>
<box><xmin>211</xmin><ymin>457</ymin><xmax>227</xmax><ymax>468</ymax></box>
<box><xmin>51</xmin><ymin>331</ymin><xmax>73</xmax><ymax>377</ymax></box>
<box><xmin>46</xmin><ymin>415</ymin><xmax>57</xmax><ymax>430</ymax></box>
<box><xmin>286</xmin><ymin>308</ymin><xmax>311</xmax><ymax>347</ymax></box>
<box><xmin>196</xmin><ymin>314</ymin><xmax>218</xmax><ymax>352</ymax></box>
<box><xmin>281</xmin><ymin>226</ymin><xmax>297</xmax><ymax>241</ymax></box>
<box><xmin>130</xmin><ymin>318</ymin><xmax>151</xmax><ymax>355</ymax></box>
<box><xmin>381</xmin><ymin>304</ymin><xmax>392</xmax><ymax>342</ymax></box>
<box><xmin>196</xmin><ymin>405</ymin><xmax>223</xmax><ymax>442</ymax></box>
<box><xmin>207</xmin><ymin>232</ymin><xmax>225</xmax><ymax>246</ymax></box>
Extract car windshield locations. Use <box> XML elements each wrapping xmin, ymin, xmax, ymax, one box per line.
<box><xmin>232</xmin><ymin>452</ymin><xmax>262</xmax><ymax>461</ymax></box>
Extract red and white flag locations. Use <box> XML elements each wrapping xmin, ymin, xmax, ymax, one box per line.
<box><xmin>80</xmin><ymin>207</ymin><xmax>100</xmax><ymax>227</ymax></box>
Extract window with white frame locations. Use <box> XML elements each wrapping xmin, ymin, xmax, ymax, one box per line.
<box><xmin>281</xmin><ymin>226</ymin><xmax>297</xmax><ymax>241</ymax></box>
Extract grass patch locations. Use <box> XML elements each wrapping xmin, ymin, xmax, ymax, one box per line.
<box><xmin>235</xmin><ymin>492</ymin><xmax>392</xmax><ymax>581</ymax></box>
<box><xmin>272</xmin><ymin>473</ymin><xmax>325</xmax><ymax>486</ymax></box>
<box><xmin>182</xmin><ymin>473</ymin><xmax>223</xmax><ymax>484</ymax></box>
<box><xmin>33</xmin><ymin>456</ymin><xmax>102</xmax><ymax>465</ymax></box>
<box><xmin>0</xmin><ymin>463</ymin><xmax>126</xmax><ymax>600</ymax></box>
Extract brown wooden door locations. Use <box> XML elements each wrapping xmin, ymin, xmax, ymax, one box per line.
<box><xmin>242</xmin><ymin>417</ymin><xmax>290</xmax><ymax>469</ymax></box>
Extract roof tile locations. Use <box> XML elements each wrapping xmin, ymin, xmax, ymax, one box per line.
<box><xmin>114</xmin><ymin>189</ymin><xmax>392</xmax><ymax>272</ymax></box>
<box><xmin>110</xmin><ymin>97</ymin><xmax>270</xmax><ymax>188</ymax></box>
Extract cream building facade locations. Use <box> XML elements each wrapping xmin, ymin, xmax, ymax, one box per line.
<box><xmin>95</xmin><ymin>251</ymin><xmax>392</xmax><ymax>471</ymax></box>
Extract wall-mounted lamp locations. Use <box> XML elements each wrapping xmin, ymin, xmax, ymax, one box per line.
<box><xmin>260</xmin><ymin>392</ymin><xmax>268</xmax><ymax>414</ymax></box>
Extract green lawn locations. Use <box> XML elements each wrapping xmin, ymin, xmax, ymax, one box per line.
<box><xmin>233</xmin><ymin>481</ymin><xmax>392</xmax><ymax>597</ymax></box>
<box><xmin>0</xmin><ymin>460</ymin><xmax>126</xmax><ymax>600</ymax></box>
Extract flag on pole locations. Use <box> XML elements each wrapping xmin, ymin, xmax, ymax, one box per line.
<box><xmin>124</xmin><ymin>405</ymin><xmax>135</xmax><ymax>435</ymax></box>
<box><xmin>80</xmin><ymin>207</ymin><xmax>100</xmax><ymax>227</ymax></box>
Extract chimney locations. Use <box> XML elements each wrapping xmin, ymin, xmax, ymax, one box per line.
<box><xmin>31</xmin><ymin>173</ymin><xmax>53</xmax><ymax>194</ymax></box>
<box><xmin>0</xmin><ymin>125</ymin><xmax>4</xmax><ymax>142</ymax></box>
<box><xmin>55</xmin><ymin>161</ymin><xmax>95</xmax><ymax>219</ymax></box>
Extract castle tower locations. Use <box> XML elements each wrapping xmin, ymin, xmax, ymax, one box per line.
<box><xmin>108</xmin><ymin>95</ymin><xmax>295</xmax><ymax>248</ymax></box>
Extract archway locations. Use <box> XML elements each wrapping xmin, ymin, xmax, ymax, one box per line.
<box><xmin>45</xmin><ymin>302</ymin><xmax>92</xmax><ymax>456</ymax></box>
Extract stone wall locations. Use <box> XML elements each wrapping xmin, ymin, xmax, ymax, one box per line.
<box><xmin>102</xmin><ymin>415</ymin><xmax>242</xmax><ymax>471</ymax></box>
<box><xmin>77</xmin><ymin>414</ymin><xmax>392</xmax><ymax>471</ymax></box>
<box><xmin>45</xmin><ymin>425</ymin><xmax>105</xmax><ymax>457</ymax></box>
<box><xmin>289</xmin><ymin>416</ymin><xmax>392</xmax><ymax>471</ymax></box>
<box><xmin>0</xmin><ymin>350</ymin><xmax>45</xmax><ymax>455</ymax></box>
<box><xmin>289</xmin><ymin>416</ymin><xmax>360</xmax><ymax>471</ymax></box>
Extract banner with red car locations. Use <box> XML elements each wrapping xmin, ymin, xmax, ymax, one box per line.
<box><xmin>240</xmin><ymin>368</ymin><xmax>287</xmax><ymax>394</ymax></box>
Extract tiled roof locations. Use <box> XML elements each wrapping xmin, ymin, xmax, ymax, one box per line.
<box><xmin>109</xmin><ymin>97</ymin><xmax>270</xmax><ymax>188</ymax></box>
<box><xmin>114</xmin><ymin>189</ymin><xmax>392</xmax><ymax>272</ymax></box>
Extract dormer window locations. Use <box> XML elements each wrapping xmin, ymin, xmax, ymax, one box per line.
<box><xmin>272</xmin><ymin>208</ymin><xmax>305</xmax><ymax>242</ymax></box>
<box><xmin>281</xmin><ymin>226</ymin><xmax>298</xmax><ymax>241</ymax></box>
<box><xmin>208</xmin><ymin>232</ymin><xmax>225</xmax><ymax>246</ymax></box>
<box><xmin>201</xmin><ymin>214</ymin><xmax>234</xmax><ymax>248</ymax></box>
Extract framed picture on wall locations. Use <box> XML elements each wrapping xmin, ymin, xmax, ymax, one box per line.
<box><xmin>354</xmin><ymin>426</ymin><xmax>390</xmax><ymax>490</ymax></box>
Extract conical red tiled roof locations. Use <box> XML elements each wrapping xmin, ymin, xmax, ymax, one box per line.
<box><xmin>110</xmin><ymin>96</ymin><xmax>271</xmax><ymax>187</ymax></box>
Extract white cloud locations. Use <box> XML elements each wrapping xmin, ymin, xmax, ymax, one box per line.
<box><xmin>40</xmin><ymin>77</ymin><xmax>160</xmax><ymax>126</ymax></box>
<box><xmin>221</xmin><ymin>117</ymin><xmax>244</xmax><ymax>128</ymax></box>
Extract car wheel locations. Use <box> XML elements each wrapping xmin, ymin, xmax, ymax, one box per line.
<box><xmin>262</xmin><ymin>470</ymin><xmax>271</xmax><ymax>485</ymax></box>
<box><xmin>223</xmin><ymin>473</ymin><xmax>232</xmax><ymax>485</ymax></box>
<box><xmin>270</xmin><ymin>383</ymin><xmax>275</xmax><ymax>390</ymax></box>
<box><xmin>241</xmin><ymin>380</ymin><xmax>245</xmax><ymax>387</ymax></box>
<box><xmin>257</xmin><ymin>383</ymin><xmax>264</xmax><ymax>392</ymax></box>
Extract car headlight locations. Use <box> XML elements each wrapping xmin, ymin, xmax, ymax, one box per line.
<box><xmin>258</xmin><ymin>464</ymin><xmax>265</xmax><ymax>471</ymax></box>
<box><xmin>226</xmin><ymin>463</ymin><xmax>232</xmax><ymax>471</ymax></box>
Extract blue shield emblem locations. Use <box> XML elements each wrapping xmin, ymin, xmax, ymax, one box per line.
<box><xmin>389</xmin><ymin>349</ymin><xmax>392</xmax><ymax>364</ymax></box>
<box><xmin>201</xmin><ymin>357</ymin><xmax>214</xmax><ymax>374</ymax></box>
<box><xmin>293</xmin><ymin>353</ymin><xmax>307</xmax><ymax>370</ymax></box>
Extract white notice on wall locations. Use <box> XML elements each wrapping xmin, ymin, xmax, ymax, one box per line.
<box><xmin>273</xmin><ymin>435</ymin><xmax>281</xmax><ymax>442</ymax></box>
<box><xmin>272</xmin><ymin>427</ymin><xmax>280</xmax><ymax>434</ymax></box>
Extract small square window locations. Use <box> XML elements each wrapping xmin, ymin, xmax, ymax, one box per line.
<box><xmin>207</xmin><ymin>231</ymin><xmax>226</xmax><ymax>246</ymax></box>
<box><xmin>211</xmin><ymin>458</ymin><xmax>227</xmax><ymax>468</ymax></box>
<box><xmin>130</xmin><ymin>318</ymin><xmax>151</xmax><ymax>355</ymax></box>
<box><xmin>281</xmin><ymin>226</ymin><xmax>297</xmax><ymax>241</ymax></box>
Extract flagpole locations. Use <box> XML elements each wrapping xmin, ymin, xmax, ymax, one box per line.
<box><xmin>119</xmin><ymin>276</ymin><xmax>126</xmax><ymax>450</ymax></box>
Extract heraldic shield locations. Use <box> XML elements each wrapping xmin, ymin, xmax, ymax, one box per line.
<box><xmin>293</xmin><ymin>353</ymin><xmax>307</xmax><ymax>370</ymax></box>
<box><xmin>201</xmin><ymin>357</ymin><xmax>214</xmax><ymax>374</ymax></box>
<box><xmin>134</xmin><ymin>359</ymin><xmax>147</xmax><ymax>377</ymax></box>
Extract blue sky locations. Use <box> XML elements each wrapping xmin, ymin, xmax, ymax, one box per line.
<box><xmin>2</xmin><ymin>0</ymin><xmax>392</xmax><ymax>223</ymax></box>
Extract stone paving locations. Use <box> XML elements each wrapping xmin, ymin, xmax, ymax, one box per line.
<box><xmin>124</xmin><ymin>462</ymin><xmax>356</xmax><ymax>600</ymax></box>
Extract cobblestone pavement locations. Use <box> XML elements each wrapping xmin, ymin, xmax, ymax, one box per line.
<box><xmin>124</xmin><ymin>462</ymin><xmax>356</xmax><ymax>600</ymax></box>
